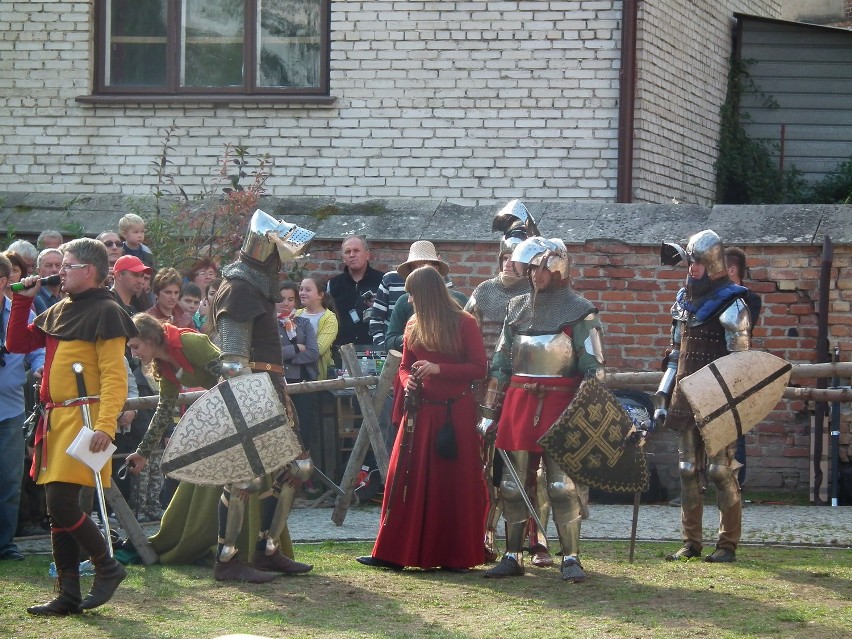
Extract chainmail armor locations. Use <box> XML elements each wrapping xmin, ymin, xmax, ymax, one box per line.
<box><xmin>217</xmin><ymin>315</ymin><xmax>252</xmax><ymax>360</ymax></box>
<box><xmin>467</xmin><ymin>275</ymin><xmax>530</xmax><ymax>356</ymax></box>
<box><xmin>221</xmin><ymin>259</ymin><xmax>280</xmax><ymax>303</ymax></box>
<box><xmin>506</xmin><ymin>286</ymin><xmax>596</xmax><ymax>335</ymax></box>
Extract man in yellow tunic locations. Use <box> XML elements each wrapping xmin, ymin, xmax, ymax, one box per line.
<box><xmin>8</xmin><ymin>238</ymin><xmax>137</xmax><ymax>616</ymax></box>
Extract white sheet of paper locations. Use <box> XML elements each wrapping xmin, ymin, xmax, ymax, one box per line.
<box><xmin>65</xmin><ymin>427</ymin><xmax>116</xmax><ymax>472</ymax></box>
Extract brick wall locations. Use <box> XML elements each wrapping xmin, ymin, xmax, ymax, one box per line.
<box><xmin>632</xmin><ymin>0</ymin><xmax>781</xmax><ymax>204</ymax></box>
<box><xmin>306</xmin><ymin>237</ymin><xmax>847</xmax><ymax>495</ymax></box>
<box><xmin>0</xmin><ymin>1</ymin><xmax>779</xmax><ymax>206</ymax></box>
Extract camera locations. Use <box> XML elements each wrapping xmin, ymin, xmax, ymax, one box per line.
<box><xmin>361</xmin><ymin>290</ymin><xmax>375</xmax><ymax>304</ymax></box>
<box><xmin>0</xmin><ymin>344</ymin><xmax>8</xmax><ymax>367</ymax></box>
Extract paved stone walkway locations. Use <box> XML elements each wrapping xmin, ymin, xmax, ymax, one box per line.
<box><xmin>13</xmin><ymin>502</ymin><xmax>851</xmax><ymax>556</ymax></box>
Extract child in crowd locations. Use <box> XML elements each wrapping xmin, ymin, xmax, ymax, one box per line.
<box><xmin>199</xmin><ymin>277</ymin><xmax>222</xmax><ymax>342</ymax></box>
<box><xmin>277</xmin><ymin>281</ymin><xmax>320</xmax><ymax>466</ymax></box>
<box><xmin>179</xmin><ymin>283</ymin><xmax>203</xmax><ymax>329</ymax></box>
<box><xmin>295</xmin><ymin>274</ymin><xmax>338</xmax><ymax>382</ymax></box>
<box><xmin>119</xmin><ymin>213</ymin><xmax>155</xmax><ymax>269</ymax></box>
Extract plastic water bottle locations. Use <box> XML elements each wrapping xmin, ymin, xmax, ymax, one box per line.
<box><xmin>49</xmin><ymin>559</ymin><xmax>95</xmax><ymax>577</ymax></box>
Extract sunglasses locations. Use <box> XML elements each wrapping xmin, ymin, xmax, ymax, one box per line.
<box><xmin>102</xmin><ymin>241</ymin><xmax>122</xmax><ymax>248</ymax></box>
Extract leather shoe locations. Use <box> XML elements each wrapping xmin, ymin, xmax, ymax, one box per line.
<box><xmin>529</xmin><ymin>544</ymin><xmax>553</xmax><ymax>568</ymax></box>
<box><xmin>214</xmin><ymin>557</ymin><xmax>277</xmax><ymax>583</ymax></box>
<box><xmin>704</xmin><ymin>547</ymin><xmax>736</xmax><ymax>563</ymax></box>
<box><xmin>252</xmin><ymin>548</ymin><xmax>313</xmax><ymax>574</ymax></box>
<box><xmin>1</xmin><ymin>548</ymin><xmax>25</xmax><ymax>561</ymax></box>
<box><xmin>665</xmin><ymin>545</ymin><xmax>701</xmax><ymax>561</ymax></box>
<box><xmin>355</xmin><ymin>555</ymin><xmax>403</xmax><ymax>571</ymax></box>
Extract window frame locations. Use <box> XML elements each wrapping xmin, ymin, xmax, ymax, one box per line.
<box><xmin>83</xmin><ymin>0</ymin><xmax>333</xmax><ymax>104</ymax></box>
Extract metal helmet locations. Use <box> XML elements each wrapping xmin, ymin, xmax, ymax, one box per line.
<box><xmin>492</xmin><ymin>199</ymin><xmax>541</xmax><ymax>237</ymax></box>
<box><xmin>241</xmin><ymin>209</ymin><xmax>315</xmax><ymax>263</ymax></box>
<box><xmin>511</xmin><ymin>236</ymin><xmax>571</xmax><ymax>281</ymax></box>
<box><xmin>685</xmin><ymin>229</ymin><xmax>726</xmax><ymax>278</ymax></box>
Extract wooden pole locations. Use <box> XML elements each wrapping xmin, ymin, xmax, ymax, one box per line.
<box><xmin>332</xmin><ymin>349</ymin><xmax>401</xmax><ymax>526</ymax></box>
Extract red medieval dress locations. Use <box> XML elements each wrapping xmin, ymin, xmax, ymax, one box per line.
<box><xmin>372</xmin><ymin>313</ymin><xmax>487</xmax><ymax>570</ymax></box>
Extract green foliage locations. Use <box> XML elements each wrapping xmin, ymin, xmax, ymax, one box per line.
<box><xmin>810</xmin><ymin>158</ymin><xmax>852</xmax><ymax>204</ymax></box>
<box><xmin>716</xmin><ymin>58</ymin><xmax>852</xmax><ymax>205</ymax></box>
<box><xmin>139</xmin><ymin>123</ymin><xmax>279</xmax><ymax>274</ymax></box>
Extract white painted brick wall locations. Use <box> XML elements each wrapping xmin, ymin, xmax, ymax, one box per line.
<box><xmin>0</xmin><ymin>1</ymin><xmax>778</xmax><ymax>206</ymax></box>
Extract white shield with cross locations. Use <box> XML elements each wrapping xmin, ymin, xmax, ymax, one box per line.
<box><xmin>161</xmin><ymin>373</ymin><xmax>301</xmax><ymax>485</ymax></box>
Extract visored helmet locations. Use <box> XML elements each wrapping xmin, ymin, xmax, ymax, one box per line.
<box><xmin>492</xmin><ymin>199</ymin><xmax>541</xmax><ymax>237</ymax></box>
<box><xmin>511</xmin><ymin>236</ymin><xmax>571</xmax><ymax>281</ymax></box>
<box><xmin>241</xmin><ymin>209</ymin><xmax>315</xmax><ymax>263</ymax></box>
<box><xmin>685</xmin><ymin>229</ymin><xmax>726</xmax><ymax>278</ymax></box>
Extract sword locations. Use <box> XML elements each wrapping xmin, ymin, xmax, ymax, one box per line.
<box><xmin>382</xmin><ymin>378</ymin><xmax>420</xmax><ymax>526</ymax></box>
<box><xmin>72</xmin><ymin>362</ymin><xmax>113</xmax><ymax>556</ymax></box>
<box><xmin>313</xmin><ymin>465</ymin><xmax>345</xmax><ymax>496</ymax></box>
<box><xmin>497</xmin><ymin>448</ymin><xmax>546</xmax><ymax>536</ymax></box>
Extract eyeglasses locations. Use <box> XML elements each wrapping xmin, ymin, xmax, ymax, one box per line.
<box><xmin>60</xmin><ymin>263</ymin><xmax>90</xmax><ymax>272</ymax></box>
<box><xmin>102</xmin><ymin>241</ymin><xmax>122</xmax><ymax>248</ymax></box>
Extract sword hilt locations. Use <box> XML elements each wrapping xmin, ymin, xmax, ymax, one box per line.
<box><xmin>72</xmin><ymin>362</ymin><xmax>87</xmax><ymax>399</ymax></box>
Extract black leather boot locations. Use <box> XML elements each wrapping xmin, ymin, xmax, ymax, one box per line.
<box><xmin>27</xmin><ymin>571</ymin><xmax>83</xmax><ymax>616</ymax></box>
<box><xmin>81</xmin><ymin>557</ymin><xmax>127</xmax><ymax>610</ymax></box>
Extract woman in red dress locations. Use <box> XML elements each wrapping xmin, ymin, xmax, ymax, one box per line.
<box><xmin>357</xmin><ymin>266</ymin><xmax>487</xmax><ymax>572</ymax></box>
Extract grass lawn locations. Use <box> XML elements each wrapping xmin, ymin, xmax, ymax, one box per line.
<box><xmin>1</xmin><ymin>540</ymin><xmax>849</xmax><ymax>639</ymax></box>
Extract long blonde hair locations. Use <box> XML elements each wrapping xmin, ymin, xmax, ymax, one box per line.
<box><xmin>404</xmin><ymin>266</ymin><xmax>463</xmax><ymax>355</ymax></box>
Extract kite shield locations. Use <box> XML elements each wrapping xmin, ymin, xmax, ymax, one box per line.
<box><xmin>679</xmin><ymin>350</ymin><xmax>792</xmax><ymax>456</ymax></box>
<box><xmin>161</xmin><ymin>373</ymin><xmax>301</xmax><ymax>485</ymax></box>
<box><xmin>538</xmin><ymin>377</ymin><xmax>649</xmax><ymax>493</ymax></box>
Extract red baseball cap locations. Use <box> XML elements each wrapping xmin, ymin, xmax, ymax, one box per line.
<box><xmin>113</xmin><ymin>255</ymin><xmax>152</xmax><ymax>275</ymax></box>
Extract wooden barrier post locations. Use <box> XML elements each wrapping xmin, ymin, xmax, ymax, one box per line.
<box><xmin>332</xmin><ymin>348</ymin><xmax>401</xmax><ymax>526</ymax></box>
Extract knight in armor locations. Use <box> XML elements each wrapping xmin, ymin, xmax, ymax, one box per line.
<box><xmin>466</xmin><ymin>200</ymin><xmax>552</xmax><ymax>567</ymax></box>
<box><xmin>211</xmin><ymin>209</ymin><xmax>315</xmax><ymax>582</ymax></box>
<box><xmin>655</xmin><ymin>229</ymin><xmax>750</xmax><ymax>563</ymax></box>
<box><xmin>481</xmin><ymin>236</ymin><xmax>605</xmax><ymax>582</ymax></box>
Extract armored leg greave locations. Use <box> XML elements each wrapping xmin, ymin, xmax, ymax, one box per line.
<box><xmin>482</xmin><ymin>439</ymin><xmax>503</xmax><ymax>553</ymax></box>
<box><xmin>677</xmin><ymin>427</ymin><xmax>705</xmax><ymax>551</ymax></box>
<box><xmin>259</xmin><ymin>458</ymin><xmax>313</xmax><ymax>553</ymax></box>
<box><xmin>218</xmin><ymin>483</ymin><xmax>249</xmax><ymax>562</ymax></box>
<box><xmin>543</xmin><ymin>453</ymin><xmax>582</xmax><ymax>557</ymax></box>
<box><xmin>528</xmin><ymin>463</ymin><xmax>551</xmax><ymax>548</ymax></box>
<box><xmin>707</xmin><ymin>443</ymin><xmax>742</xmax><ymax>550</ymax></box>
<box><xmin>498</xmin><ymin>450</ymin><xmax>531</xmax><ymax>563</ymax></box>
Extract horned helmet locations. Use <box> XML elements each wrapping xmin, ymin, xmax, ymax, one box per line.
<box><xmin>660</xmin><ymin>229</ymin><xmax>726</xmax><ymax>279</ymax></box>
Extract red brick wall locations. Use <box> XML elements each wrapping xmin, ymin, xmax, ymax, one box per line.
<box><xmin>306</xmin><ymin>238</ymin><xmax>848</xmax><ymax>495</ymax></box>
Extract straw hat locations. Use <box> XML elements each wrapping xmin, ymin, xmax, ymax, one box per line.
<box><xmin>396</xmin><ymin>240</ymin><xmax>450</xmax><ymax>278</ymax></box>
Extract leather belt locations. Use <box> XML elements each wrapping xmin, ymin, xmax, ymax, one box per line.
<box><xmin>509</xmin><ymin>381</ymin><xmax>574</xmax><ymax>396</ymax></box>
<box><xmin>249</xmin><ymin>361</ymin><xmax>285</xmax><ymax>375</ymax></box>
<box><xmin>509</xmin><ymin>381</ymin><xmax>574</xmax><ymax>427</ymax></box>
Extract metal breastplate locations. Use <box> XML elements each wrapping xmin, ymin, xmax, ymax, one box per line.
<box><xmin>511</xmin><ymin>332</ymin><xmax>578</xmax><ymax>377</ymax></box>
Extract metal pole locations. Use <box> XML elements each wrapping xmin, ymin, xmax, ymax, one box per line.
<box><xmin>72</xmin><ymin>362</ymin><xmax>113</xmax><ymax>556</ymax></box>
